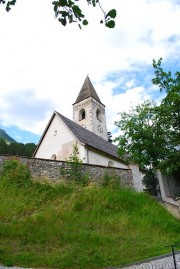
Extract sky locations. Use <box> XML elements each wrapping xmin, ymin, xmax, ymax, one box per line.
<box><xmin>0</xmin><ymin>0</ymin><xmax>180</xmax><ymax>144</ymax></box>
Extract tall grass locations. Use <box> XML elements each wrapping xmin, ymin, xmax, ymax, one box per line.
<box><xmin>0</xmin><ymin>172</ymin><xmax>180</xmax><ymax>268</ymax></box>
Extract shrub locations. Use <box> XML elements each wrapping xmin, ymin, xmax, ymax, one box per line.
<box><xmin>0</xmin><ymin>158</ymin><xmax>31</xmax><ymax>186</ymax></box>
<box><xmin>100</xmin><ymin>170</ymin><xmax>121</xmax><ymax>189</ymax></box>
<box><xmin>60</xmin><ymin>143</ymin><xmax>89</xmax><ymax>185</ymax></box>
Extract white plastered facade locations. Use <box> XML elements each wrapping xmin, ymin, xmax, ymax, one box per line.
<box><xmin>34</xmin><ymin>114</ymin><xmax>128</xmax><ymax>169</ymax></box>
<box><xmin>34</xmin><ymin>114</ymin><xmax>76</xmax><ymax>161</ymax></box>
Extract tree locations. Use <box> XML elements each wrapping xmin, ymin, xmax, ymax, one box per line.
<box><xmin>115</xmin><ymin>59</ymin><xmax>180</xmax><ymax>180</ymax></box>
<box><xmin>0</xmin><ymin>138</ymin><xmax>36</xmax><ymax>157</ymax></box>
<box><xmin>0</xmin><ymin>139</ymin><xmax>8</xmax><ymax>154</ymax></box>
<box><xmin>0</xmin><ymin>0</ymin><xmax>117</xmax><ymax>29</ymax></box>
<box><xmin>152</xmin><ymin>58</ymin><xmax>180</xmax><ymax>175</ymax></box>
<box><xmin>115</xmin><ymin>101</ymin><xmax>168</xmax><ymax>170</ymax></box>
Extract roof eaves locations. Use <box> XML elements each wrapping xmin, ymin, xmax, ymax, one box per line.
<box><xmin>72</xmin><ymin>96</ymin><xmax>105</xmax><ymax>106</ymax></box>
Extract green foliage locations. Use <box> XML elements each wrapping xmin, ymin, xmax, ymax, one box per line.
<box><xmin>0</xmin><ymin>0</ymin><xmax>116</xmax><ymax>28</ymax></box>
<box><xmin>61</xmin><ymin>143</ymin><xmax>89</xmax><ymax>185</ymax></box>
<box><xmin>52</xmin><ymin>0</ymin><xmax>116</xmax><ymax>29</ymax></box>
<box><xmin>152</xmin><ymin>58</ymin><xmax>180</xmax><ymax>175</ymax></box>
<box><xmin>142</xmin><ymin>169</ymin><xmax>158</xmax><ymax>196</ymax></box>
<box><xmin>0</xmin><ymin>139</ymin><xmax>8</xmax><ymax>154</ymax></box>
<box><xmin>0</xmin><ymin>139</ymin><xmax>36</xmax><ymax>157</ymax></box>
<box><xmin>0</xmin><ymin>179</ymin><xmax>180</xmax><ymax>268</ymax></box>
<box><xmin>115</xmin><ymin>59</ymin><xmax>180</xmax><ymax>176</ymax></box>
<box><xmin>1</xmin><ymin>159</ymin><xmax>31</xmax><ymax>186</ymax></box>
<box><xmin>100</xmin><ymin>171</ymin><xmax>121</xmax><ymax>189</ymax></box>
<box><xmin>0</xmin><ymin>0</ymin><xmax>15</xmax><ymax>11</ymax></box>
<box><xmin>115</xmin><ymin>101</ymin><xmax>167</xmax><ymax>169</ymax></box>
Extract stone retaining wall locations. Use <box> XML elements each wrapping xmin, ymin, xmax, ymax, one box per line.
<box><xmin>0</xmin><ymin>155</ymin><xmax>134</xmax><ymax>188</ymax></box>
<box><xmin>162</xmin><ymin>197</ymin><xmax>180</xmax><ymax>219</ymax></box>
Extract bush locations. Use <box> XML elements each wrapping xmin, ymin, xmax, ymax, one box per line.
<box><xmin>100</xmin><ymin>171</ymin><xmax>121</xmax><ymax>189</ymax></box>
<box><xmin>60</xmin><ymin>143</ymin><xmax>89</xmax><ymax>185</ymax></box>
<box><xmin>0</xmin><ymin>159</ymin><xmax>31</xmax><ymax>186</ymax></box>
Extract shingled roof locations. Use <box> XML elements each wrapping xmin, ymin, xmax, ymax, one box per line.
<box><xmin>56</xmin><ymin>111</ymin><xmax>126</xmax><ymax>163</ymax></box>
<box><xmin>73</xmin><ymin>76</ymin><xmax>104</xmax><ymax>105</ymax></box>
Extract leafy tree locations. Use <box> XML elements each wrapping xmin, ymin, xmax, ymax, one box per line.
<box><xmin>142</xmin><ymin>169</ymin><xmax>158</xmax><ymax>196</ymax></box>
<box><xmin>152</xmin><ymin>58</ymin><xmax>180</xmax><ymax>175</ymax></box>
<box><xmin>115</xmin><ymin>101</ymin><xmax>168</xmax><ymax>169</ymax></box>
<box><xmin>0</xmin><ymin>139</ymin><xmax>36</xmax><ymax>157</ymax></box>
<box><xmin>115</xmin><ymin>59</ymin><xmax>180</xmax><ymax>185</ymax></box>
<box><xmin>0</xmin><ymin>139</ymin><xmax>8</xmax><ymax>154</ymax></box>
<box><xmin>0</xmin><ymin>0</ymin><xmax>117</xmax><ymax>29</ymax></box>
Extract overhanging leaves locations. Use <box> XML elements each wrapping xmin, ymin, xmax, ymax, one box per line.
<box><xmin>1</xmin><ymin>0</ymin><xmax>117</xmax><ymax>28</ymax></box>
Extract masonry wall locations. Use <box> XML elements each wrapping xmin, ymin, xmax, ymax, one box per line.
<box><xmin>0</xmin><ymin>155</ymin><xmax>134</xmax><ymax>188</ymax></box>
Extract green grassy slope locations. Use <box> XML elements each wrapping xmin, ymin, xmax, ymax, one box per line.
<box><xmin>0</xmin><ymin>179</ymin><xmax>180</xmax><ymax>269</ymax></box>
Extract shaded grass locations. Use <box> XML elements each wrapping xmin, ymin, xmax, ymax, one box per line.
<box><xmin>0</xmin><ymin>178</ymin><xmax>180</xmax><ymax>269</ymax></box>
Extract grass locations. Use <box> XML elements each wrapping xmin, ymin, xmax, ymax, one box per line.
<box><xmin>0</xmin><ymin>177</ymin><xmax>180</xmax><ymax>269</ymax></box>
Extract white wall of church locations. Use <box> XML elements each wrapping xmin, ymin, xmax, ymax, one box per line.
<box><xmin>85</xmin><ymin>148</ymin><xmax>128</xmax><ymax>169</ymax></box>
<box><xmin>34</xmin><ymin>115</ymin><xmax>76</xmax><ymax>160</ymax></box>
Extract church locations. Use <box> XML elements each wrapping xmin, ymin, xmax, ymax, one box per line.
<box><xmin>33</xmin><ymin>76</ymin><xmax>143</xmax><ymax>190</ymax></box>
<box><xmin>32</xmin><ymin>77</ymin><xmax>180</xmax><ymax>210</ymax></box>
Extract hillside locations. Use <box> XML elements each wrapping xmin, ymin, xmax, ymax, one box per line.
<box><xmin>0</xmin><ymin>129</ymin><xmax>36</xmax><ymax>157</ymax></box>
<box><xmin>0</xmin><ymin>129</ymin><xmax>16</xmax><ymax>144</ymax></box>
<box><xmin>0</xmin><ymin>177</ymin><xmax>180</xmax><ymax>269</ymax></box>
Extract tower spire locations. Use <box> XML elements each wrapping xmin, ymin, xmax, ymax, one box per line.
<box><xmin>73</xmin><ymin>76</ymin><xmax>108</xmax><ymax>140</ymax></box>
<box><xmin>73</xmin><ymin>76</ymin><xmax>103</xmax><ymax>105</ymax></box>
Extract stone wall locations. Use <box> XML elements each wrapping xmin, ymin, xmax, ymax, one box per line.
<box><xmin>0</xmin><ymin>155</ymin><xmax>134</xmax><ymax>188</ymax></box>
<box><xmin>162</xmin><ymin>200</ymin><xmax>180</xmax><ymax>219</ymax></box>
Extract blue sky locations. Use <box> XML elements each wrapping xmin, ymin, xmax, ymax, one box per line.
<box><xmin>0</xmin><ymin>0</ymin><xmax>180</xmax><ymax>144</ymax></box>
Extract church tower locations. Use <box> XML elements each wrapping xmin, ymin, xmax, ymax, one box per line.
<box><xmin>73</xmin><ymin>76</ymin><xmax>108</xmax><ymax>140</ymax></box>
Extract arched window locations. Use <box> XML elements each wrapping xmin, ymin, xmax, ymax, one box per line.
<box><xmin>79</xmin><ymin>109</ymin><xmax>85</xmax><ymax>120</ymax></box>
<box><xmin>96</xmin><ymin>109</ymin><xmax>102</xmax><ymax>121</ymax></box>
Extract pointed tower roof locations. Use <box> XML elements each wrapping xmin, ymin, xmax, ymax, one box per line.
<box><xmin>73</xmin><ymin>76</ymin><xmax>104</xmax><ymax>105</ymax></box>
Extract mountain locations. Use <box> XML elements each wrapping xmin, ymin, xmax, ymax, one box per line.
<box><xmin>0</xmin><ymin>129</ymin><xmax>16</xmax><ymax>144</ymax></box>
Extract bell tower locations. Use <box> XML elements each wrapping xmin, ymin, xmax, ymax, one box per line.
<box><xmin>73</xmin><ymin>76</ymin><xmax>108</xmax><ymax>140</ymax></box>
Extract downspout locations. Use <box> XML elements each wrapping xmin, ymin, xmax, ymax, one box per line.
<box><xmin>86</xmin><ymin>148</ymin><xmax>89</xmax><ymax>164</ymax></box>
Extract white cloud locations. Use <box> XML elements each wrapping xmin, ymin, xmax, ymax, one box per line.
<box><xmin>0</xmin><ymin>0</ymin><xmax>180</xmax><ymax>139</ymax></box>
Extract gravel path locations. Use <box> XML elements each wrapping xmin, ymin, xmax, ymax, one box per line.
<box><xmin>120</xmin><ymin>252</ymin><xmax>180</xmax><ymax>269</ymax></box>
<box><xmin>0</xmin><ymin>252</ymin><xmax>180</xmax><ymax>269</ymax></box>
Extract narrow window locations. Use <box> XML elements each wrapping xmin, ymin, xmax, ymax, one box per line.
<box><xmin>79</xmin><ymin>109</ymin><xmax>85</xmax><ymax>120</ymax></box>
<box><xmin>96</xmin><ymin>109</ymin><xmax>102</xmax><ymax>121</ymax></box>
<box><xmin>82</xmin><ymin>110</ymin><xmax>85</xmax><ymax>119</ymax></box>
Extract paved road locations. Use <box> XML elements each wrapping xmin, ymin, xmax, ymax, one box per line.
<box><xmin>120</xmin><ymin>252</ymin><xmax>180</xmax><ymax>269</ymax></box>
<box><xmin>0</xmin><ymin>253</ymin><xmax>180</xmax><ymax>269</ymax></box>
